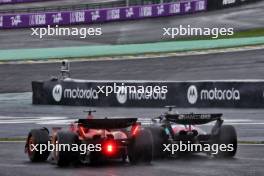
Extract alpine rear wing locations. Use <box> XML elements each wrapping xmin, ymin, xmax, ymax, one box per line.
<box><xmin>78</xmin><ymin>118</ymin><xmax>138</xmax><ymax>129</ymax></box>
<box><xmin>165</xmin><ymin>113</ymin><xmax>223</xmax><ymax>125</ymax></box>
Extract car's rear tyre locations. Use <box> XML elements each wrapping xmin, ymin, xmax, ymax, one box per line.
<box><xmin>146</xmin><ymin>126</ymin><xmax>169</xmax><ymax>158</ymax></box>
<box><xmin>212</xmin><ymin>125</ymin><xmax>237</xmax><ymax>158</ymax></box>
<box><xmin>54</xmin><ymin>131</ymin><xmax>80</xmax><ymax>167</ymax></box>
<box><xmin>128</xmin><ymin>129</ymin><xmax>153</xmax><ymax>164</ymax></box>
<box><xmin>26</xmin><ymin>128</ymin><xmax>50</xmax><ymax>162</ymax></box>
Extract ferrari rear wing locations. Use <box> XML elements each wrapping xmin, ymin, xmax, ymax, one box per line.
<box><xmin>78</xmin><ymin>118</ymin><xmax>138</xmax><ymax>129</ymax></box>
<box><xmin>165</xmin><ymin>113</ymin><xmax>222</xmax><ymax>125</ymax></box>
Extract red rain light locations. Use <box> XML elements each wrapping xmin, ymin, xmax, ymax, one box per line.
<box><xmin>107</xmin><ymin>144</ymin><xmax>113</xmax><ymax>153</ymax></box>
<box><xmin>131</xmin><ymin>124</ymin><xmax>140</xmax><ymax>136</ymax></box>
<box><xmin>103</xmin><ymin>141</ymin><xmax>116</xmax><ymax>155</ymax></box>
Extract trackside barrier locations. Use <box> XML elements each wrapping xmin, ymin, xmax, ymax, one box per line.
<box><xmin>207</xmin><ymin>0</ymin><xmax>260</xmax><ymax>10</ymax></box>
<box><xmin>32</xmin><ymin>79</ymin><xmax>264</xmax><ymax>108</ymax></box>
<box><xmin>0</xmin><ymin>0</ymin><xmax>260</xmax><ymax>29</ymax></box>
<box><xmin>0</xmin><ymin>0</ymin><xmax>206</xmax><ymax>29</ymax></box>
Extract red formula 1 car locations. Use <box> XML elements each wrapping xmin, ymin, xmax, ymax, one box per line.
<box><xmin>25</xmin><ymin>111</ymin><xmax>153</xmax><ymax>166</ymax></box>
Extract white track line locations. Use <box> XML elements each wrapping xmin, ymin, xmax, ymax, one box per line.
<box><xmin>0</xmin><ymin>116</ymin><xmax>67</xmax><ymax>119</ymax></box>
<box><xmin>0</xmin><ymin>116</ymin><xmax>73</xmax><ymax>124</ymax></box>
<box><xmin>0</xmin><ymin>141</ymin><xmax>25</xmax><ymax>143</ymax></box>
<box><xmin>0</xmin><ymin>163</ymin><xmax>27</xmax><ymax>167</ymax></box>
<box><xmin>0</xmin><ymin>116</ymin><xmax>263</xmax><ymax>126</ymax></box>
<box><xmin>236</xmin><ymin>157</ymin><xmax>264</xmax><ymax>161</ymax></box>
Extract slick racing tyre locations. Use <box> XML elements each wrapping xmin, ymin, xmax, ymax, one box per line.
<box><xmin>54</xmin><ymin>131</ymin><xmax>80</xmax><ymax>167</ymax></box>
<box><xmin>212</xmin><ymin>125</ymin><xmax>237</xmax><ymax>158</ymax></box>
<box><xmin>26</xmin><ymin>128</ymin><xmax>50</xmax><ymax>162</ymax></box>
<box><xmin>146</xmin><ymin>126</ymin><xmax>169</xmax><ymax>158</ymax></box>
<box><xmin>128</xmin><ymin>129</ymin><xmax>153</xmax><ymax>164</ymax></box>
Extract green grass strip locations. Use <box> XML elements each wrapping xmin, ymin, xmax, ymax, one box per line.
<box><xmin>174</xmin><ymin>28</ymin><xmax>264</xmax><ymax>41</ymax></box>
<box><xmin>0</xmin><ymin>137</ymin><xmax>26</xmax><ymax>142</ymax></box>
<box><xmin>0</xmin><ymin>36</ymin><xmax>264</xmax><ymax>61</ymax></box>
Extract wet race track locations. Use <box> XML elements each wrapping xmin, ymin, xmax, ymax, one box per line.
<box><xmin>0</xmin><ymin>142</ymin><xmax>263</xmax><ymax>176</ymax></box>
<box><xmin>0</xmin><ymin>0</ymin><xmax>264</xmax><ymax>173</ymax></box>
<box><xmin>0</xmin><ymin>49</ymin><xmax>263</xmax><ymax>176</ymax></box>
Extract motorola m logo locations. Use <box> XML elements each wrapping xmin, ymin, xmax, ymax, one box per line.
<box><xmin>52</xmin><ymin>84</ymin><xmax>99</xmax><ymax>102</ymax></box>
<box><xmin>52</xmin><ymin>84</ymin><xmax>63</xmax><ymax>102</ymax></box>
<box><xmin>187</xmin><ymin>85</ymin><xmax>198</xmax><ymax>104</ymax></box>
<box><xmin>187</xmin><ymin>85</ymin><xmax>240</xmax><ymax>104</ymax></box>
<box><xmin>116</xmin><ymin>87</ymin><xmax>127</xmax><ymax>104</ymax></box>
